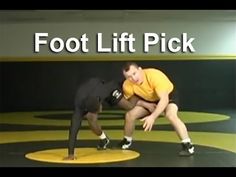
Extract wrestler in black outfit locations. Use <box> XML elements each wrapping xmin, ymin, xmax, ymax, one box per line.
<box><xmin>64</xmin><ymin>78</ymin><xmax>136</xmax><ymax>160</ymax></box>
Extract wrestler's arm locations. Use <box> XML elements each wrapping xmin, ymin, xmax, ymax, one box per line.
<box><xmin>63</xmin><ymin>110</ymin><xmax>82</xmax><ymax>160</ymax></box>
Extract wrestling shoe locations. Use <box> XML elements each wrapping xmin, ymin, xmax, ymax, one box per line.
<box><xmin>97</xmin><ymin>137</ymin><xmax>110</xmax><ymax>150</ymax></box>
<box><xmin>179</xmin><ymin>142</ymin><xmax>194</xmax><ymax>156</ymax></box>
<box><xmin>117</xmin><ymin>138</ymin><xmax>132</xmax><ymax>150</ymax></box>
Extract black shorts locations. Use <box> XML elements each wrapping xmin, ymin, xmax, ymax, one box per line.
<box><xmin>105</xmin><ymin>86</ymin><xmax>123</xmax><ymax>106</ymax></box>
<box><xmin>169</xmin><ymin>89</ymin><xmax>179</xmax><ymax>105</ymax></box>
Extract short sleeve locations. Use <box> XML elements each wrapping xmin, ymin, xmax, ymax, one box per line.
<box><xmin>122</xmin><ymin>80</ymin><xmax>134</xmax><ymax>100</ymax></box>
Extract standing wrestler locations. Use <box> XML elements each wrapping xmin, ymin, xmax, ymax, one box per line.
<box><xmin>117</xmin><ymin>62</ymin><xmax>194</xmax><ymax>156</ymax></box>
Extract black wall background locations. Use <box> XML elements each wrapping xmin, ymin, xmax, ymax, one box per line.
<box><xmin>0</xmin><ymin>60</ymin><xmax>235</xmax><ymax>112</ymax></box>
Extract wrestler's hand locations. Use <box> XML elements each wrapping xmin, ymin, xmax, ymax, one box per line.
<box><xmin>63</xmin><ymin>155</ymin><xmax>77</xmax><ymax>160</ymax></box>
<box><xmin>140</xmin><ymin>115</ymin><xmax>155</xmax><ymax>132</ymax></box>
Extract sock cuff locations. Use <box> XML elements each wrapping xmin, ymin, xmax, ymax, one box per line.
<box><xmin>99</xmin><ymin>132</ymin><xmax>106</xmax><ymax>139</ymax></box>
<box><xmin>124</xmin><ymin>136</ymin><xmax>132</xmax><ymax>142</ymax></box>
<box><xmin>181</xmin><ymin>138</ymin><xmax>191</xmax><ymax>143</ymax></box>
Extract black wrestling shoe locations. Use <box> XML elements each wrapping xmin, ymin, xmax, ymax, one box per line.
<box><xmin>117</xmin><ymin>138</ymin><xmax>132</xmax><ymax>150</ymax></box>
<box><xmin>179</xmin><ymin>142</ymin><xmax>195</xmax><ymax>156</ymax></box>
<box><xmin>97</xmin><ymin>137</ymin><xmax>110</xmax><ymax>150</ymax></box>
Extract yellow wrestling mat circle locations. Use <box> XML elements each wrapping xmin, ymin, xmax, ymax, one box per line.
<box><xmin>25</xmin><ymin>148</ymin><xmax>140</xmax><ymax>164</ymax></box>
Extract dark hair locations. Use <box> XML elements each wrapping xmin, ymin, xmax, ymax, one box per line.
<box><xmin>84</xmin><ymin>96</ymin><xmax>101</xmax><ymax>113</ymax></box>
<box><xmin>122</xmin><ymin>62</ymin><xmax>139</xmax><ymax>72</ymax></box>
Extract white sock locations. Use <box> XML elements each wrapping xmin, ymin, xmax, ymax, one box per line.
<box><xmin>99</xmin><ymin>132</ymin><xmax>106</xmax><ymax>139</ymax></box>
<box><xmin>181</xmin><ymin>138</ymin><xmax>191</xmax><ymax>143</ymax></box>
<box><xmin>124</xmin><ymin>136</ymin><xmax>132</xmax><ymax>142</ymax></box>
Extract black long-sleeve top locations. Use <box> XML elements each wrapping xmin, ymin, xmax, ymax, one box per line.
<box><xmin>68</xmin><ymin>78</ymin><xmax>122</xmax><ymax>155</ymax></box>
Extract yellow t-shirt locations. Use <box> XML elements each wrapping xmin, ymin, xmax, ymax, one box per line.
<box><xmin>123</xmin><ymin>68</ymin><xmax>174</xmax><ymax>102</ymax></box>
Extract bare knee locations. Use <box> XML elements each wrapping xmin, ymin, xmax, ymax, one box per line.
<box><xmin>125</xmin><ymin>111</ymin><xmax>137</xmax><ymax>122</ymax></box>
<box><xmin>165</xmin><ymin>111</ymin><xmax>177</xmax><ymax>122</ymax></box>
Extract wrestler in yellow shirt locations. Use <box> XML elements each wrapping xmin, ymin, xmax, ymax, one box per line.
<box><xmin>123</xmin><ymin>68</ymin><xmax>174</xmax><ymax>102</ymax></box>
<box><xmin>117</xmin><ymin>62</ymin><xmax>194</xmax><ymax>156</ymax></box>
